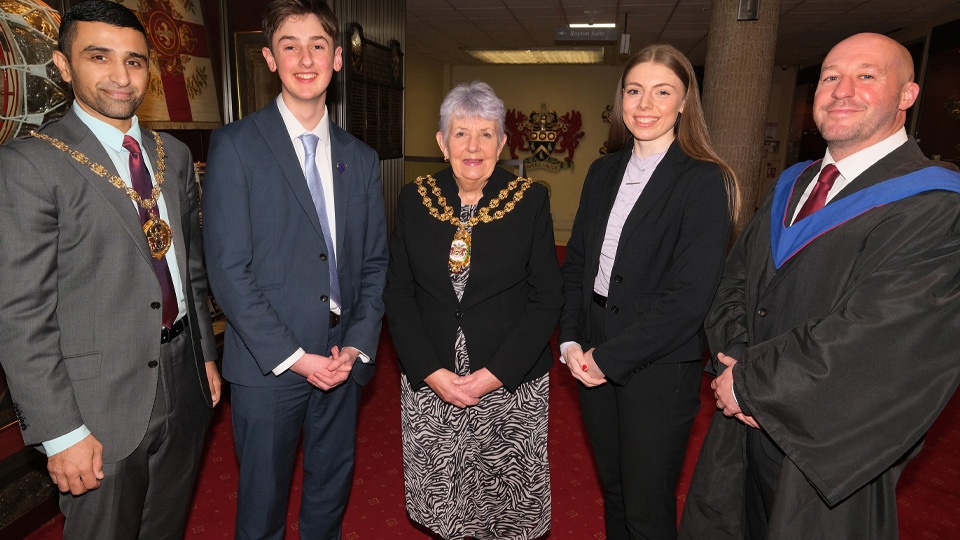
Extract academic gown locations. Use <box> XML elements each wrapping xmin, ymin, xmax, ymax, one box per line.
<box><xmin>679</xmin><ymin>140</ymin><xmax>960</xmax><ymax>540</ymax></box>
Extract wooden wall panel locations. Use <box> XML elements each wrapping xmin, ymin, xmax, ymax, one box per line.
<box><xmin>331</xmin><ymin>0</ymin><xmax>406</xmax><ymax>234</ymax></box>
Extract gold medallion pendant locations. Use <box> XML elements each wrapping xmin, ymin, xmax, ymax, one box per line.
<box><xmin>415</xmin><ymin>174</ymin><xmax>534</xmax><ymax>275</ymax></box>
<box><xmin>31</xmin><ymin>129</ymin><xmax>173</xmax><ymax>260</ymax></box>
<box><xmin>144</xmin><ymin>217</ymin><xmax>172</xmax><ymax>259</ymax></box>
<box><xmin>448</xmin><ymin>226</ymin><xmax>472</xmax><ymax>274</ymax></box>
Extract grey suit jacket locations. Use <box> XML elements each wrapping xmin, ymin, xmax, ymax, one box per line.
<box><xmin>0</xmin><ymin>107</ymin><xmax>217</xmax><ymax>463</ymax></box>
<box><xmin>202</xmin><ymin>100</ymin><xmax>388</xmax><ymax>388</ymax></box>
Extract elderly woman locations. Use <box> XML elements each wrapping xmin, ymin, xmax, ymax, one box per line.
<box><xmin>560</xmin><ymin>44</ymin><xmax>738</xmax><ymax>540</ymax></box>
<box><xmin>384</xmin><ymin>81</ymin><xmax>563</xmax><ymax>539</ymax></box>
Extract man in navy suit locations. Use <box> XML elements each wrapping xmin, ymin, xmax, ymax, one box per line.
<box><xmin>201</xmin><ymin>1</ymin><xmax>388</xmax><ymax>538</ymax></box>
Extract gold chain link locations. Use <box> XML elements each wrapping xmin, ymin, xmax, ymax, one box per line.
<box><xmin>31</xmin><ymin>130</ymin><xmax>167</xmax><ymax>212</ymax></box>
<box><xmin>414</xmin><ymin>174</ymin><xmax>533</xmax><ymax>228</ymax></box>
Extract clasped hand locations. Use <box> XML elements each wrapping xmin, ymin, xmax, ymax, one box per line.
<box><xmin>712</xmin><ymin>352</ymin><xmax>760</xmax><ymax>429</ymax></box>
<box><xmin>424</xmin><ymin>367</ymin><xmax>503</xmax><ymax>408</ymax></box>
<box><xmin>291</xmin><ymin>346</ymin><xmax>358</xmax><ymax>390</ymax></box>
<box><xmin>562</xmin><ymin>344</ymin><xmax>607</xmax><ymax>387</ymax></box>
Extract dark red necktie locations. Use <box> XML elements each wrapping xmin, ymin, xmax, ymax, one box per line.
<box><xmin>123</xmin><ymin>135</ymin><xmax>178</xmax><ymax>329</ymax></box>
<box><xmin>794</xmin><ymin>163</ymin><xmax>840</xmax><ymax>223</ymax></box>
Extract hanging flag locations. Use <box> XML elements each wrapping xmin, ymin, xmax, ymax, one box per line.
<box><xmin>118</xmin><ymin>0</ymin><xmax>221</xmax><ymax>129</ymax></box>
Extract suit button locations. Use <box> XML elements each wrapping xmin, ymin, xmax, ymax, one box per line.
<box><xmin>758</xmin><ymin>308</ymin><xmax>768</xmax><ymax>317</ymax></box>
<box><xmin>321</xmin><ymin>295</ymin><xmax>329</xmax><ymax>302</ymax></box>
<box><xmin>614</xmin><ymin>275</ymin><xmax>623</xmax><ymax>283</ymax></box>
<box><xmin>148</xmin><ymin>360</ymin><xmax>158</xmax><ymax>368</ymax></box>
<box><xmin>610</xmin><ymin>306</ymin><xmax>619</xmax><ymax>314</ymax></box>
<box><xmin>151</xmin><ymin>301</ymin><xmax>161</xmax><ymax>309</ymax></box>
<box><xmin>320</xmin><ymin>253</ymin><xmax>327</xmax><ymax>261</ymax></box>
<box><xmin>455</xmin><ymin>310</ymin><xmax>463</xmax><ymax>319</ymax></box>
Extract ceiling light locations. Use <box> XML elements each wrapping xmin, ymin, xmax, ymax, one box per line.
<box><xmin>465</xmin><ymin>48</ymin><xmax>604</xmax><ymax>64</ymax></box>
<box><xmin>569</xmin><ymin>23</ymin><xmax>616</xmax><ymax>28</ymax></box>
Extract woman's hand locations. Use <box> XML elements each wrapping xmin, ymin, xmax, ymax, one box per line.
<box><xmin>454</xmin><ymin>368</ymin><xmax>503</xmax><ymax>401</ymax></box>
<box><xmin>424</xmin><ymin>369</ymin><xmax>480</xmax><ymax>408</ymax></box>
<box><xmin>563</xmin><ymin>344</ymin><xmax>607</xmax><ymax>387</ymax></box>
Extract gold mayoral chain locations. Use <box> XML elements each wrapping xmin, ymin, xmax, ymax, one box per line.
<box><xmin>415</xmin><ymin>174</ymin><xmax>533</xmax><ymax>274</ymax></box>
<box><xmin>31</xmin><ymin>130</ymin><xmax>172</xmax><ymax>259</ymax></box>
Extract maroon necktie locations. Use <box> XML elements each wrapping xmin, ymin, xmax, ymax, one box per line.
<box><xmin>794</xmin><ymin>163</ymin><xmax>841</xmax><ymax>223</ymax></box>
<box><xmin>123</xmin><ymin>135</ymin><xmax>178</xmax><ymax>329</ymax></box>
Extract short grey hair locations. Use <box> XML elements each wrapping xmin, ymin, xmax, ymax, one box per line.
<box><xmin>438</xmin><ymin>81</ymin><xmax>506</xmax><ymax>142</ymax></box>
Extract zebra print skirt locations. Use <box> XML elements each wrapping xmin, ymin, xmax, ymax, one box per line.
<box><xmin>400</xmin><ymin>330</ymin><xmax>551</xmax><ymax>539</ymax></box>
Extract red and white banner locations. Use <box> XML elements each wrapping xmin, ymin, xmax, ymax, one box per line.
<box><xmin>119</xmin><ymin>0</ymin><xmax>221</xmax><ymax>129</ymax></box>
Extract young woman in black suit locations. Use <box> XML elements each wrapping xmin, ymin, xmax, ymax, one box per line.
<box><xmin>559</xmin><ymin>44</ymin><xmax>740</xmax><ymax>540</ymax></box>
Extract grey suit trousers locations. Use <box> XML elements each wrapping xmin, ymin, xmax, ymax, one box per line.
<box><xmin>59</xmin><ymin>327</ymin><xmax>212</xmax><ymax>540</ymax></box>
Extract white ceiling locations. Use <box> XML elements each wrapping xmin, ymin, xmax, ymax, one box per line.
<box><xmin>405</xmin><ymin>0</ymin><xmax>960</xmax><ymax>67</ymax></box>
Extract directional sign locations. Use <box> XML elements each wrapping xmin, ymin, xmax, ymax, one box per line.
<box><xmin>555</xmin><ymin>27</ymin><xmax>618</xmax><ymax>42</ymax></box>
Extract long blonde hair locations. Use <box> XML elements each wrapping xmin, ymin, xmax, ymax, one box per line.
<box><xmin>608</xmin><ymin>44</ymin><xmax>740</xmax><ymax>225</ymax></box>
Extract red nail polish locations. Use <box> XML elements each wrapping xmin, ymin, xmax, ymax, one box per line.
<box><xmin>582</xmin><ymin>364</ymin><xmax>589</xmax><ymax>372</ymax></box>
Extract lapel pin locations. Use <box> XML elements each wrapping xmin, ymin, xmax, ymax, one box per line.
<box><xmin>337</xmin><ymin>162</ymin><xmax>347</xmax><ymax>174</ymax></box>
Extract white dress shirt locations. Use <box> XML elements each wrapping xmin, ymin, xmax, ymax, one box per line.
<box><xmin>791</xmin><ymin>128</ymin><xmax>909</xmax><ymax>224</ymax></box>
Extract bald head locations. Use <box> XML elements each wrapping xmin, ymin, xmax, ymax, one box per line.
<box><xmin>826</xmin><ymin>33</ymin><xmax>915</xmax><ymax>86</ymax></box>
<box><xmin>813</xmin><ymin>33</ymin><xmax>920</xmax><ymax>160</ymax></box>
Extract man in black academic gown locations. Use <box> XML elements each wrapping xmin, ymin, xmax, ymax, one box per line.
<box><xmin>679</xmin><ymin>33</ymin><xmax>960</xmax><ymax>540</ymax></box>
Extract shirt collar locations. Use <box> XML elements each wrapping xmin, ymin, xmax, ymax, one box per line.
<box><xmin>275</xmin><ymin>94</ymin><xmax>330</xmax><ymax>147</ymax></box>
<box><xmin>629</xmin><ymin>148</ymin><xmax>667</xmax><ymax>168</ymax></box>
<box><xmin>823</xmin><ymin>127</ymin><xmax>908</xmax><ymax>181</ymax></box>
<box><xmin>72</xmin><ymin>102</ymin><xmax>143</xmax><ymax>152</ymax></box>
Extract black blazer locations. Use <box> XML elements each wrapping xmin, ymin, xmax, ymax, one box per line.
<box><xmin>559</xmin><ymin>141</ymin><xmax>731</xmax><ymax>385</ymax></box>
<box><xmin>384</xmin><ymin>166</ymin><xmax>563</xmax><ymax>392</ymax></box>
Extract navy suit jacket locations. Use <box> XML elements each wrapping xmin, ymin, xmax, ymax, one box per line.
<box><xmin>202</xmin><ymin>101</ymin><xmax>388</xmax><ymax>387</ymax></box>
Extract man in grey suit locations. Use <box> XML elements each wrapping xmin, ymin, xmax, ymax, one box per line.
<box><xmin>201</xmin><ymin>1</ymin><xmax>388</xmax><ymax>538</ymax></box>
<box><xmin>0</xmin><ymin>2</ymin><xmax>221</xmax><ymax>538</ymax></box>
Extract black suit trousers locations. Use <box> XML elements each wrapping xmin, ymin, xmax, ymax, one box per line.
<box><xmin>579</xmin><ymin>302</ymin><xmax>701</xmax><ymax>540</ymax></box>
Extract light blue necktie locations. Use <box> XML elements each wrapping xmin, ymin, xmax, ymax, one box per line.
<box><xmin>300</xmin><ymin>133</ymin><xmax>341</xmax><ymax>306</ymax></box>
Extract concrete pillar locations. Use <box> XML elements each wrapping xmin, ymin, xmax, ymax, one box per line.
<box><xmin>702</xmin><ymin>0</ymin><xmax>781</xmax><ymax>228</ymax></box>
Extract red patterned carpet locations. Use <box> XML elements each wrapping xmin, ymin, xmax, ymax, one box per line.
<box><xmin>23</xmin><ymin>327</ymin><xmax>960</xmax><ymax>539</ymax></box>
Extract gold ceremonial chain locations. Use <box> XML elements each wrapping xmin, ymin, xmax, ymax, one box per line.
<box><xmin>415</xmin><ymin>174</ymin><xmax>533</xmax><ymax>273</ymax></box>
<box><xmin>31</xmin><ymin>130</ymin><xmax>172</xmax><ymax>259</ymax></box>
